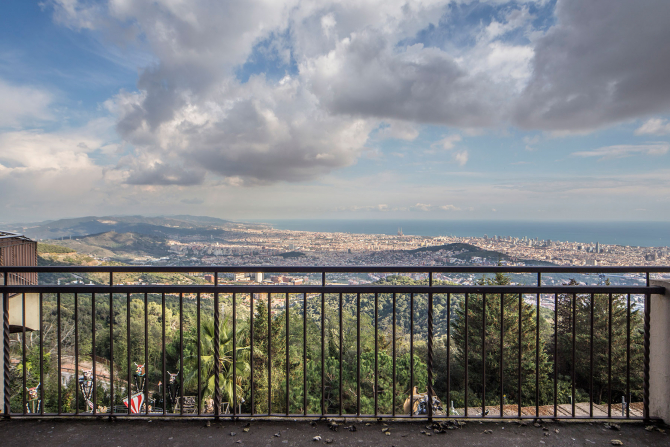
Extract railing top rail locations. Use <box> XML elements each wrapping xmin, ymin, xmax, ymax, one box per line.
<box><xmin>1</xmin><ymin>284</ymin><xmax>663</xmax><ymax>295</ymax></box>
<box><xmin>1</xmin><ymin>265</ymin><xmax>670</xmax><ymax>273</ymax></box>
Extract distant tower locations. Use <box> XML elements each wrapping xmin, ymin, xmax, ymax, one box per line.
<box><xmin>596</xmin><ymin>242</ymin><xmax>600</xmax><ymax>253</ymax></box>
<box><xmin>397</xmin><ymin>227</ymin><xmax>403</xmax><ymax>236</ymax></box>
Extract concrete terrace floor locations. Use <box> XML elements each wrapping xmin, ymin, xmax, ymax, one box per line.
<box><xmin>0</xmin><ymin>418</ymin><xmax>667</xmax><ymax>447</ymax></box>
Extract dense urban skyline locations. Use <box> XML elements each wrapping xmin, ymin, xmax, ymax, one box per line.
<box><xmin>2</xmin><ymin>1</ymin><xmax>670</xmax><ymax>222</ymax></box>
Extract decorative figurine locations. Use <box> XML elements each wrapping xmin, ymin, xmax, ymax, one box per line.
<box><xmin>78</xmin><ymin>370</ymin><xmax>94</xmax><ymax>412</ymax></box>
<box><xmin>26</xmin><ymin>383</ymin><xmax>41</xmax><ymax>414</ymax></box>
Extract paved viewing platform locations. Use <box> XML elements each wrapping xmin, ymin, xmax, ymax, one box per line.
<box><xmin>1</xmin><ymin>418</ymin><xmax>668</xmax><ymax>447</ymax></box>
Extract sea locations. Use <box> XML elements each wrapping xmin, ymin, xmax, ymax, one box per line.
<box><xmin>256</xmin><ymin>220</ymin><xmax>670</xmax><ymax>248</ymax></box>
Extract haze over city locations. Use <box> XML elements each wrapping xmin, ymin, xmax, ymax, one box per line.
<box><xmin>2</xmin><ymin>0</ymin><xmax>670</xmax><ymax>224</ymax></box>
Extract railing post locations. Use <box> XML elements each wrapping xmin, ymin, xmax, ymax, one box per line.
<box><xmin>427</xmin><ymin>272</ymin><xmax>433</xmax><ymax>421</ymax></box>
<box><xmin>214</xmin><ymin>273</ymin><xmax>220</xmax><ymax>420</ymax></box>
<box><xmin>2</xmin><ymin>276</ymin><xmax>9</xmax><ymax>418</ymax></box>
<box><xmin>649</xmin><ymin>280</ymin><xmax>670</xmax><ymax>423</ymax></box>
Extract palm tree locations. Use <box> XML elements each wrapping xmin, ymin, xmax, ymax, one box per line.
<box><xmin>184</xmin><ymin>316</ymin><xmax>250</xmax><ymax>412</ymax></box>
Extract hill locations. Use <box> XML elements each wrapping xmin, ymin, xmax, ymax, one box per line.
<box><xmin>9</xmin><ymin>215</ymin><xmax>266</xmax><ymax>240</ymax></box>
<box><xmin>409</xmin><ymin>243</ymin><xmax>511</xmax><ymax>262</ymax></box>
<box><xmin>44</xmin><ymin>231</ymin><xmax>170</xmax><ymax>261</ymax></box>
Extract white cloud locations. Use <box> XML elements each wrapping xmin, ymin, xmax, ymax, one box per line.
<box><xmin>377</xmin><ymin>121</ymin><xmax>419</xmax><ymax>141</ymax></box>
<box><xmin>523</xmin><ymin>134</ymin><xmax>540</xmax><ymax>151</ymax></box>
<box><xmin>38</xmin><ymin>0</ymin><xmax>670</xmax><ymax>196</ymax></box>
<box><xmin>635</xmin><ymin>118</ymin><xmax>670</xmax><ymax>136</ymax></box>
<box><xmin>571</xmin><ymin>144</ymin><xmax>669</xmax><ymax>160</ymax></box>
<box><xmin>453</xmin><ymin>150</ymin><xmax>469</xmax><ymax>166</ymax></box>
<box><xmin>0</xmin><ymin>79</ymin><xmax>53</xmax><ymax>127</ymax></box>
<box><xmin>410</xmin><ymin>203</ymin><xmax>433</xmax><ymax>211</ymax></box>
<box><xmin>436</xmin><ymin>134</ymin><xmax>462</xmax><ymax>150</ymax></box>
<box><xmin>439</xmin><ymin>204</ymin><xmax>460</xmax><ymax>211</ymax></box>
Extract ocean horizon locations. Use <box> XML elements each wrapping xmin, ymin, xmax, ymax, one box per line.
<box><xmin>253</xmin><ymin>219</ymin><xmax>670</xmax><ymax>248</ymax></box>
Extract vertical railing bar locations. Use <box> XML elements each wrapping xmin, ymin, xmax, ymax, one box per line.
<box><xmin>571</xmin><ymin>293</ymin><xmax>576</xmax><ymax>417</ymax></box>
<box><xmin>57</xmin><ymin>292</ymin><xmax>61</xmax><ymax>415</ymax></box>
<box><xmin>108</xmin><ymin>292</ymin><xmax>113</xmax><ymax>418</ymax></box>
<box><xmin>302</xmin><ymin>293</ymin><xmax>306</xmax><ymax>416</ymax></box>
<box><xmin>339</xmin><ymin>292</ymin><xmax>343</xmax><ymax>417</ymax></box>
<box><xmin>535</xmin><ymin>288</ymin><xmax>541</xmax><ymax>417</ymax></box>
<box><xmin>285</xmin><ymin>292</ymin><xmax>289</xmax><ymax>416</ymax></box>
<box><xmin>517</xmin><ymin>292</ymin><xmax>521</xmax><ymax>418</ymax></box>
<box><xmin>589</xmin><ymin>293</ymin><xmax>594</xmax><ymax>418</ymax></box>
<box><xmin>427</xmin><ymin>272</ymin><xmax>433</xmax><ymax>421</ymax></box>
<box><xmin>643</xmin><ymin>293</ymin><xmax>650</xmax><ymax>420</ymax></box>
<box><xmin>251</xmin><ymin>292</ymin><xmax>255</xmax><ymax>416</ymax></box>
<box><xmin>74</xmin><ymin>292</ymin><xmax>79</xmax><ymax>415</ymax></box>
<box><xmin>410</xmin><ymin>292</ymin><xmax>414</xmax><ymax>418</ymax></box>
<box><xmin>465</xmin><ymin>292</ymin><xmax>469</xmax><ymax>418</ymax></box>
<box><xmin>233</xmin><ymin>292</ymin><xmax>237</xmax><ymax>418</ymax></box>
<box><xmin>357</xmin><ymin>292</ymin><xmax>360</xmax><ymax>416</ymax></box>
<box><xmin>213</xmin><ymin>275</ymin><xmax>219</xmax><ymax>419</ymax></box>
<box><xmin>321</xmin><ymin>289</ymin><xmax>325</xmax><ymax>416</ymax></box>
<box><xmin>608</xmin><ymin>292</ymin><xmax>612</xmax><ymax>418</ymax></box>
<box><xmin>127</xmin><ymin>293</ymin><xmax>131</xmax><ymax>416</ymax></box>
<box><xmin>197</xmin><ymin>292</ymin><xmax>201</xmax><ymax>416</ymax></box>
<box><xmin>3</xmin><ymin>276</ymin><xmax>10</xmax><ymax>417</ymax></box>
<box><xmin>162</xmin><ymin>293</ymin><xmax>166</xmax><ymax>417</ymax></box>
<box><xmin>93</xmin><ymin>292</ymin><xmax>97</xmax><ymax>415</ymax></box>
<box><xmin>249</xmin><ymin>292</ymin><xmax>256</xmax><ymax>416</ymax></box>
<box><xmin>179</xmin><ymin>292</ymin><xmax>183</xmax><ymax>416</ymax></box>
<box><xmin>322</xmin><ymin>271</ymin><xmax>326</xmax><ymax>417</ymax></box>
<box><xmin>500</xmin><ymin>293</ymin><xmax>504</xmax><ymax>419</ymax></box>
<box><xmin>537</xmin><ymin>272</ymin><xmax>541</xmax><ymax>419</ymax></box>
<box><xmin>144</xmin><ymin>293</ymin><xmax>149</xmax><ymax>416</ymax></box>
<box><xmin>626</xmin><ymin>294</ymin><xmax>630</xmax><ymax>418</ymax></box>
<box><xmin>446</xmin><ymin>293</ymin><xmax>451</xmax><ymax>418</ymax></box>
<box><xmin>22</xmin><ymin>293</ymin><xmax>26</xmax><ymax>415</ymax></box>
<box><xmin>553</xmin><ymin>293</ymin><xmax>557</xmax><ymax>418</ymax></box>
<box><xmin>374</xmin><ymin>292</ymin><xmax>378</xmax><ymax>418</ymax></box>
<box><xmin>268</xmin><ymin>292</ymin><xmax>272</xmax><ymax>416</ymax></box>
<box><xmin>482</xmin><ymin>292</ymin><xmax>486</xmax><ymax>418</ymax></box>
<box><xmin>392</xmin><ymin>292</ymin><xmax>396</xmax><ymax>418</ymax></box>
<box><xmin>39</xmin><ymin>292</ymin><xmax>44</xmax><ymax>415</ymax></box>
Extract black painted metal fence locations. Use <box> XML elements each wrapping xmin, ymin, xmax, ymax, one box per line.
<box><xmin>2</xmin><ymin>266</ymin><xmax>667</xmax><ymax>419</ymax></box>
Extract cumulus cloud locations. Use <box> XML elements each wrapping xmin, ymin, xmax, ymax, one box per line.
<box><xmin>635</xmin><ymin>118</ymin><xmax>670</xmax><ymax>136</ymax></box>
<box><xmin>571</xmin><ymin>144</ymin><xmax>669</xmax><ymax>160</ymax></box>
<box><xmin>110</xmin><ymin>75</ymin><xmax>373</xmax><ymax>185</ymax></box>
<box><xmin>41</xmin><ymin>0</ymin><xmax>670</xmax><ymax>191</ymax></box>
<box><xmin>306</xmin><ymin>32</ymin><xmax>503</xmax><ymax>127</ymax></box>
<box><xmin>515</xmin><ymin>0</ymin><xmax>670</xmax><ymax>131</ymax></box>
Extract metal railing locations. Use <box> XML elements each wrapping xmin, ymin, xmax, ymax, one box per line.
<box><xmin>2</xmin><ymin>265</ymin><xmax>667</xmax><ymax>420</ymax></box>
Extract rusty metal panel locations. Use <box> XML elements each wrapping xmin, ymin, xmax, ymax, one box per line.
<box><xmin>0</xmin><ymin>231</ymin><xmax>37</xmax><ymax>286</ymax></box>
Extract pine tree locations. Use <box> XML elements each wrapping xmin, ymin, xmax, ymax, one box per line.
<box><xmin>447</xmin><ymin>272</ymin><xmax>553</xmax><ymax>409</ymax></box>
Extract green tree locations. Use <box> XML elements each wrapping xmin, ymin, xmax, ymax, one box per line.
<box><xmin>447</xmin><ymin>272</ymin><xmax>553</xmax><ymax>409</ymax></box>
<box><xmin>183</xmin><ymin>316</ymin><xmax>250</xmax><ymax>411</ymax></box>
<box><xmin>554</xmin><ymin>282</ymin><xmax>644</xmax><ymax>405</ymax></box>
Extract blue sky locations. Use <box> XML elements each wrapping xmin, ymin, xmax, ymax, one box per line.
<box><xmin>1</xmin><ymin>0</ymin><xmax>670</xmax><ymax>223</ymax></box>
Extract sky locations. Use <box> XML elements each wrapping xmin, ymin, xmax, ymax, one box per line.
<box><xmin>1</xmin><ymin>0</ymin><xmax>670</xmax><ymax>223</ymax></box>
